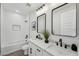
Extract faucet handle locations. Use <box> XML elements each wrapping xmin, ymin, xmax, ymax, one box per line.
<box><xmin>59</xmin><ymin>38</ymin><xmax>62</xmax><ymax>42</ymax></box>
<box><xmin>55</xmin><ymin>42</ymin><xmax>58</xmax><ymax>46</ymax></box>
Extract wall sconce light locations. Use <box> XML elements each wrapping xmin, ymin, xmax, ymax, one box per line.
<box><xmin>36</xmin><ymin>4</ymin><xmax>48</xmax><ymax>16</ymax></box>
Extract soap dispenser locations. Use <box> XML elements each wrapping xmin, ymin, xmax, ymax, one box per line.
<box><xmin>71</xmin><ymin>44</ymin><xmax>77</xmax><ymax>52</ymax></box>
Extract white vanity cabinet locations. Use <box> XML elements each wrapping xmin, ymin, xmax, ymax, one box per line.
<box><xmin>29</xmin><ymin>42</ymin><xmax>43</xmax><ymax>56</ymax></box>
<box><xmin>29</xmin><ymin>42</ymin><xmax>36</xmax><ymax>56</ymax></box>
<box><xmin>43</xmin><ymin>50</ymin><xmax>52</xmax><ymax>56</ymax></box>
<box><xmin>29</xmin><ymin>41</ymin><xmax>51</xmax><ymax>56</ymax></box>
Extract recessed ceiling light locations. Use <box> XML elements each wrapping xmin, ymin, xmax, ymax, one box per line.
<box><xmin>15</xmin><ymin>10</ymin><xmax>19</xmax><ymax>12</ymax></box>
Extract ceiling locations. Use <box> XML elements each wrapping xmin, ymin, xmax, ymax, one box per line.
<box><xmin>2</xmin><ymin>3</ymin><xmax>43</xmax><ymax>16</ymax></box>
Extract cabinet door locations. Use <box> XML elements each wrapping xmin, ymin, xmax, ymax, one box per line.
<box><xmin>29</xmin><ymin>42</ymin><xmax>36</xmax><ymax>56</ymax></box>
<box><xmin>35</xmin><ymin>47</ymin><xmax>43</xmax><ymax>56</ymax></box>
<box><xmin>29</xmin><ymin>47</ymin><xmax>36</xmax><ymax>56</ymax></box>
<box><xmin>43</xmin><ymin>51</ymin><xmax>52</xmax><ymax>56</ymax></box>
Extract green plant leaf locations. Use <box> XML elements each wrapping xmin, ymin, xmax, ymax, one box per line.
<box><xmin>42</xmin><ymin>30</ymin><xmax>50</xmax><ymax>40</ymax></box>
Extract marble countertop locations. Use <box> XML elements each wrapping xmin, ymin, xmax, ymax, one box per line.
<box><xmin>28</xmin><ymin>39</ymin><xmax>78</xmax><ymax>56</ymax></box>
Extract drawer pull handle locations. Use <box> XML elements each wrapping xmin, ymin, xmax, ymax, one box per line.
<box><xmin>30</xmin><ymin>48</ymin><xmax>32</xmax><ymax>54</ymax></box>
<box><xmin>37</xmin><ymin>49</ymin><xmax>40</xmax><ymax>52</ymax></box>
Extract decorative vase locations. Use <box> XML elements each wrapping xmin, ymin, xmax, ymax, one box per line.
<box><xmin>45</xmin><ymin>39</ymin><xmax>49</xmax><ymax>43</ymax></box>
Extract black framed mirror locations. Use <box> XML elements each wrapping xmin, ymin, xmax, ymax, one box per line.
<box><xmin>51</xmin><ymin>3</ymin><xmax>77</xmax><ymax>37</ymax></box>
<box><xmin>37</xmin><ymin>13</ymin><xmax>46</xmax><ymax>33</ymax></box>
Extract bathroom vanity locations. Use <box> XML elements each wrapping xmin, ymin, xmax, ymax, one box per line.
<box><xmin>28</xmin><ymin>39</ymin><xmax>78</xmax><ymax>56</ymax></box>
<box><xmin>29</xmin><ymin>39</ymin><xmax>52</xmax><ymax>56</ymax></box>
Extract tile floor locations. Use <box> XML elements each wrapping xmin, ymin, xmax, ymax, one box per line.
<box><xmin>4</xmin><ymin>50</ymin><xmax>25</xmax><ymax>56</ymax></box>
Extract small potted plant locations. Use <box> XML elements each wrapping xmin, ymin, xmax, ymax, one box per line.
<box><xmin>42</xmin><ymin>30</ymin><xmax>50</xmax><ymax>43</ymax></box>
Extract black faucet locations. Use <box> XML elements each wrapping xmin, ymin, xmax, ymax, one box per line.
<box><xmin>25</xmin><ymin>34</ymin><xmax>28</xmax><ymax>39</ymax></box>
<box><xmin>36</xmin><ymin>34</ymin><xmax>42</xmax><ymax>40</ymax></box>
<box><xmin>59</xmin><ymin>38</ymin><xmax>62</xmax><ymax>47</ymax></box>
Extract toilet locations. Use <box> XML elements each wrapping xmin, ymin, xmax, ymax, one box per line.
<box><xmin>22</xmin><ymin>34</ymin><xmax>29</xmax><ymax>55</ymax></box>
<box><xmin>22</xmin><ymin>44</ymin><xmax>29</xmax><ymax>55</ymax></box>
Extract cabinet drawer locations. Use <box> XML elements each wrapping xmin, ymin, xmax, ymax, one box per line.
<box><xmin>29</xmin><ymin>47</ymin><xmax>35</xmax><ymax>56</ymax></box>
<box><xmin>29</xmin><ymin>42</ymin><xmax>36</xmax><ymax>56</ymax></box>
<box><xmin>35</xmin><ymin>47</ymin><xmax>43</xmax><ymax>56</ymax></box>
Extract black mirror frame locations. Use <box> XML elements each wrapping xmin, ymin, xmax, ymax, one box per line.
<box><xmin>51</xmin><ymin>3</ymin><xmax>77</xmax><ymax>37</ymax></box>
<box><xmin>37</xmin><ymin>13</ymin><xmax>46</xmax><ymax>33</ymax></box>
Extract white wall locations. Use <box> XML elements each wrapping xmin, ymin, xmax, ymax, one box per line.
<box><xmin>1</xmin><ymin>5</ymin><xmax>28</xmax><ymax>55</ymax></box>
<box><xmin>30</xmin><ymin>3</ymin><xmax>79</xmax><ymax>41</ymax></box>
<box><xmin>25</xmin><ymin>15</ymin><xmax>30</xmax><ymax>39</ymax></box>
<box><xmin>29</xmin><ymin>4</ymin><xmax>65</xmax><ymax>39</ymax></box>
<box><xmin>29</xmin><ymin>12</ymin><xmax>37</xmax><ymax>39</ymax></box>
